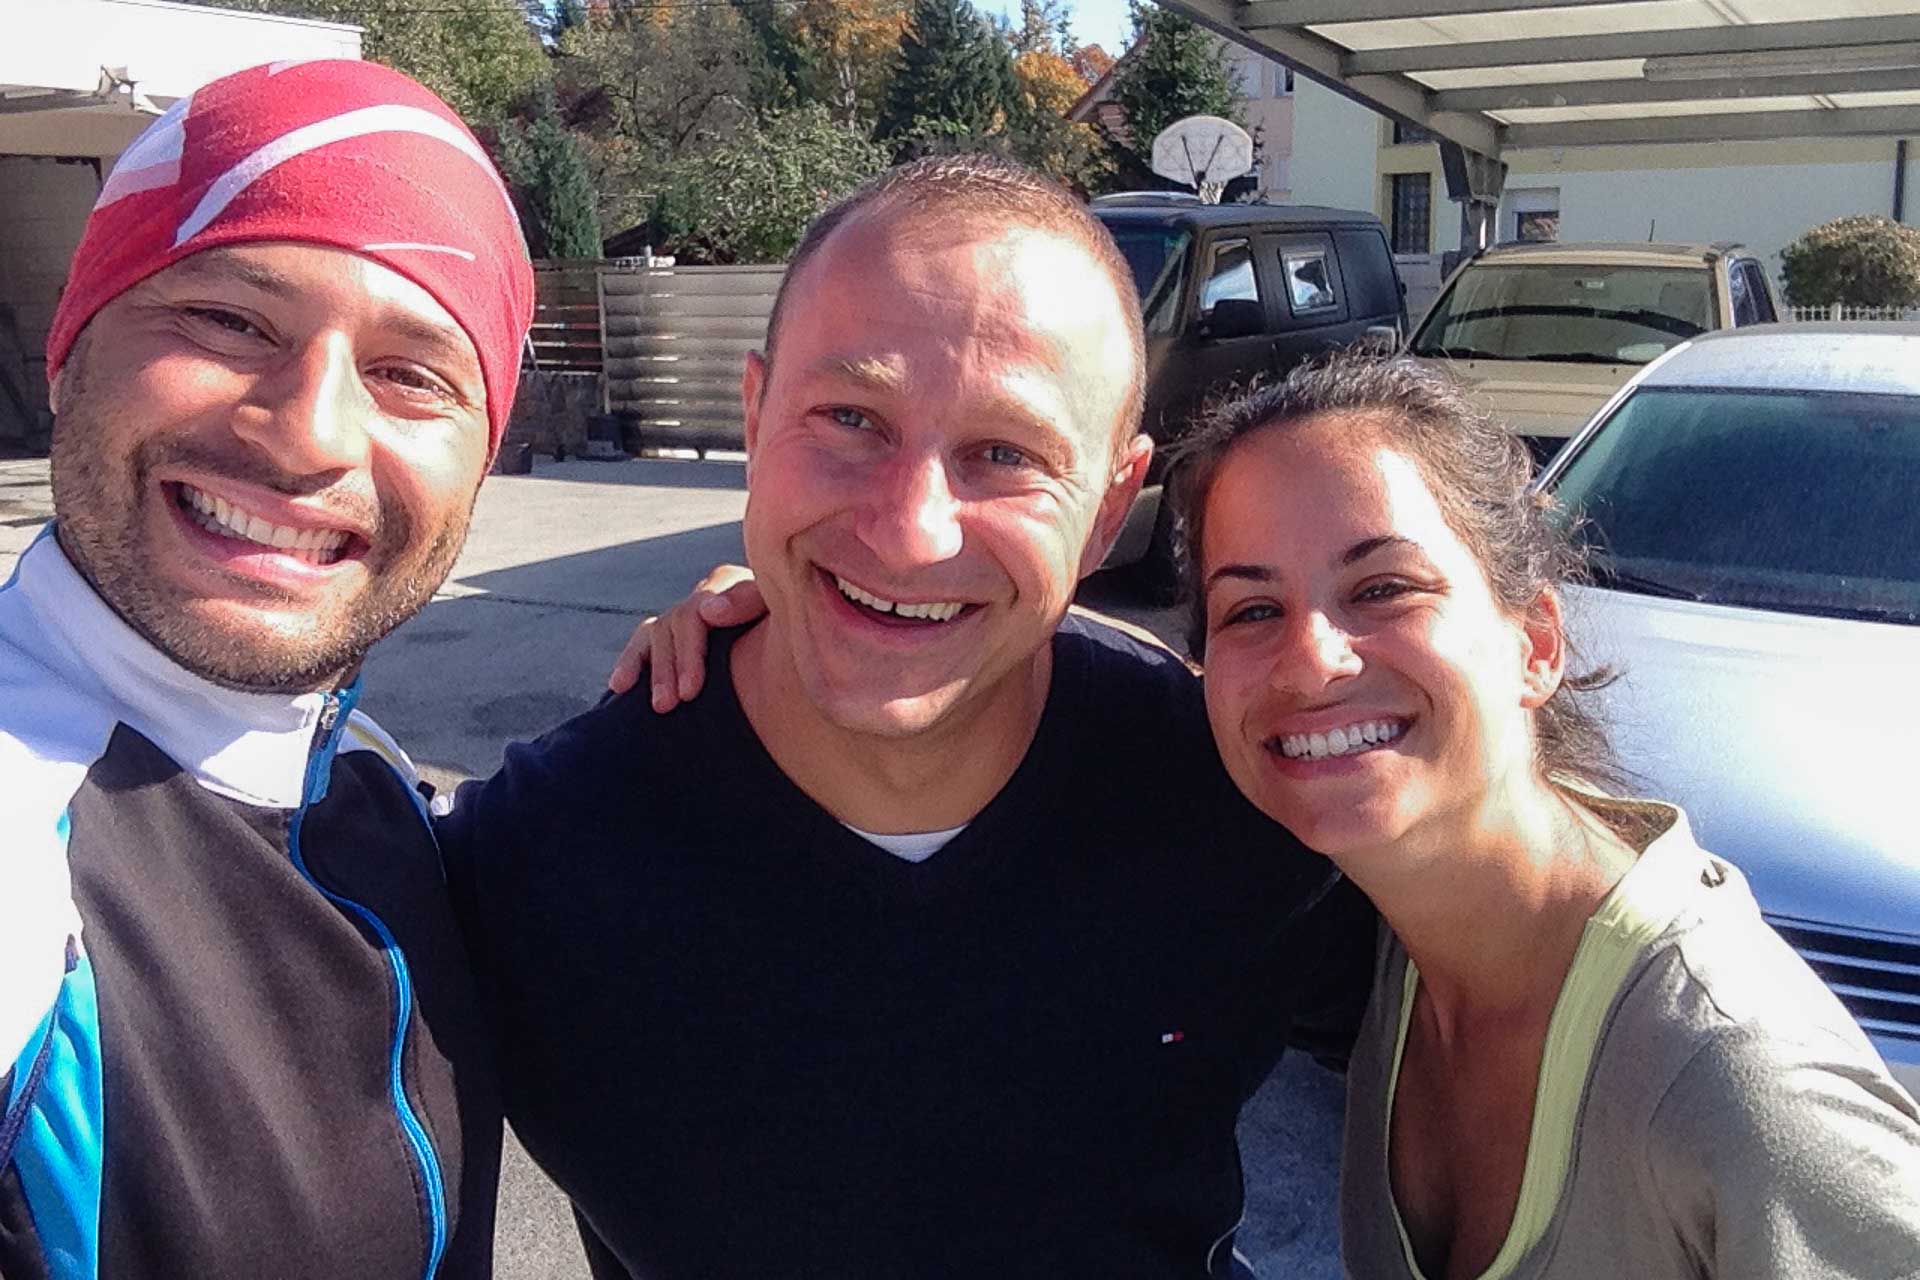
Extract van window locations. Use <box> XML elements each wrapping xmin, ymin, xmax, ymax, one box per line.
<box><xmin>1109</xmin><ymin>226</ymin><xmax>1192</xmax><ymax>335</ymax></box>
<box><xmin>1742</xmin><ymin>260</ymin><xmax>1776</xmax><ymax>323</ymax></box>
<box><xmin>1728</xmin><ymin>261</ymin><xmax>1760</xmax><ymax>326</ymax></box>
<box><xmin>1283</xmin><ymin>249</ymin><xmax>1338</xmax><ymax>313</ymax></box>
<box><xmin>1199</xmin><ymin>239</ymin><xmax>1259</xmax><ymax>317</ymax></box>
<box><xmin>1334</xmin><ymin>229</ymin><xmax>1400</xmax><ymax>320</ymax></box>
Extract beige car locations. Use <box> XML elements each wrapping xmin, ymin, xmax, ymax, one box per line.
<box><xmin>1408</xmin><ymin>241</ymin><xmax>1782</xmax><ymax>460</ymax></box>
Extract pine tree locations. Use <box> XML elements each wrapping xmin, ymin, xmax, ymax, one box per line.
<box><xmin>1012</xmin><ymin>0</ymin><xmax>1074</xmax><ymax>56</ymax></box>
<box><xmin>877</xmin><ymin>0</ymin><xmax>1019</xmax><ymax>155</ymax></box>
<box><xmin>732</xmin><ymin>0</ymin><xmax>810</xmax><ymax>115</ymax></box>
<box><xmin>501</xmin><ymin>91</ymin><xmax>604</xmax><ymax>260</ymax></box>
<box><xmin>1108</xmin><ymin>1</ymin><xmax>1241</xmax><ymax>170</ymax></box>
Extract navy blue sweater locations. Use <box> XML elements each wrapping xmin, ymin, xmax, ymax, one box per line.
<box><xmin>443</xmin><ymin>616</ymin><xmax>1374</xmax><ymax>1278</ymax></box>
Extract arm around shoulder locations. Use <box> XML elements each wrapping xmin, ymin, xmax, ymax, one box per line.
<box><xmin>1647</xmin><ymin>1019</ymin><xmax>1920</xmax><ymax>1278</ymax></box>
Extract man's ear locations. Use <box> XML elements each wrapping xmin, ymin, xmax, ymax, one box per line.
<box><xmin>740</xmin><ymin>351</ymin><xmax>768</xmax><ymax>480</ymax></box>
<box><xmin>1519</xmin><ymin>587</ymin><xmax>1569</xmax><ymax>709</ymax></box>
<box><xmin>1078</xmin><ymin>433</ymin><xmax>1155</xmax><ymax>580</ymax></box>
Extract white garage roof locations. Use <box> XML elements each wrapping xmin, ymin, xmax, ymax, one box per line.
<box><xmin>1165</xmin><ymin>0</ymin><xmax>1920</xmax><ymax>157</ymax></box>
<box><xmin>0</xmin><ymin>0</ymin><xmax>362</xmax><ymax>159</ymax></box>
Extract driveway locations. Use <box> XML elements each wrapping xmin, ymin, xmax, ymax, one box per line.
<box><xmin>1</xmin><ymin>454</ymin><xmax>1345</xmax><ymax>1279</ymax></box>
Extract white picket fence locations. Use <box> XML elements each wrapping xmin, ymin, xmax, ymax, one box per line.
<box><xmin>1785</xmin><ymin>303</ymin><xmax>1920</xmax><ymax>323</ymax></box>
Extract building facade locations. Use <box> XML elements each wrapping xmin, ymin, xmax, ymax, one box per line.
<box><xmin>1290</xmin><ymin>77</ymin><xmax>1920</xmax><ymax>296</ymax></box>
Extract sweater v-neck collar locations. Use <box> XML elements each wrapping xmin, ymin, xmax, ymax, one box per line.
<box><xmin>703</xmin><ymin>621</ymin><xmax>1084</xmax><ymax>892</ymax></box>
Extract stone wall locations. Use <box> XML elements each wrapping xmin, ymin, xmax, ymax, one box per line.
<box><xmin>500</xmin><ymin>370</ymin><xmax>599</xmax><ymax>467</ymax></box>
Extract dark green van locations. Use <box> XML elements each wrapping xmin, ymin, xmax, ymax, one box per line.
<box><xmin>1091</xmin><ymin>196</ymin><xmax>1408</xmax><ymax>589</ymax></box>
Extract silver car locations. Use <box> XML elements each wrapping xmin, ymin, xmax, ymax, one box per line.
<box><xmin>1536</xmin><ymin>323</ymin><xmax>1920</xmax><ymax>1095</ymax></box>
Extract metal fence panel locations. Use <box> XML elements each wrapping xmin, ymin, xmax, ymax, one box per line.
<box><xmin>530</xmin><ymin>261</ymin><xmax>605</xmax><ymax>374</ymax></box>
<box><xmin>601</xmin><ymin>263</ymin><xmax>784</xmax><ymax>449</ymax></box>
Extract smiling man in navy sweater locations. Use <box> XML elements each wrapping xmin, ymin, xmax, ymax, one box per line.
<box><xmin>442</xmin><ymin>155</ymin><xmax>1375</xmax><ymax>1279</ymax></box>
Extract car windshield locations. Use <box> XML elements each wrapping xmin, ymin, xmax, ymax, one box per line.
<box><xmin>1411</xmin><ymin>263</ymin><xmax>1714</xmax><ymax>364</ymax></box>
<box><xmin>1549</xmin><ymin>386</ymin><xmax>1920</xmax><ymax>625</ymax></box>
<box><xmin>1107</xmin><ymin>226</ymin><xmax>1192</xmax><ymax>334</ymax></box>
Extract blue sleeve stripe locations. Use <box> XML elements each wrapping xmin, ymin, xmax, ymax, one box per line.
<box><xmin>5</xmin><ymin>952</ymin><xmax>104</xmax><ymax>1280</ymax></box>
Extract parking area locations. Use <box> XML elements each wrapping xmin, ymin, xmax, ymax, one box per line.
<box><xmin>0</xmin><ymin>453</ymin><xmax>1347</xmax><ymax>1280</ymax></box>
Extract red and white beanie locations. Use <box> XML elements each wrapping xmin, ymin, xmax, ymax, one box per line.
<box><xmin>47</xmin><ymin>59</ymin><xmax>536</xmax><ymax>455</ymax></box>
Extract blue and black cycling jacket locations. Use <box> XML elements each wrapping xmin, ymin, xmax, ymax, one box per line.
<box><xmin>0</xmin><ymin>528</ymin><xmax>499</xmax><ymax>1280</ymax></box>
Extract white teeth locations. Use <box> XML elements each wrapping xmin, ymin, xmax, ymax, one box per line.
<box><xmin>1276</xmin><ymin>719</ymin><xmax>1404</xmax><ymax>760</ymax></box>
<box><xmin>834</xmin><ymin>575</ymin><xmax>964</xmax><ymax>623</ymax></box>
<box><xmin>177</xmin><ymin>483</ymin><xmax>351</xmax><ymax>564</ymax></box>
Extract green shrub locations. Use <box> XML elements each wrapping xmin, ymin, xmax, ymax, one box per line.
<box><xmin>652</xmin><ymin>106</ymin><xmax>890</xmax><ymax>264</ymax></box>
<box><xmin>1779</xmin><ymin>215</ymin><xmax>1920</xmax><ymax>308</ymax></box>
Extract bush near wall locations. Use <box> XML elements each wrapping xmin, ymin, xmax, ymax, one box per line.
<box><xmin>1779</xmin><ymin>216</ymin><xmax>1920</xmax><ymax>309</ymax></box>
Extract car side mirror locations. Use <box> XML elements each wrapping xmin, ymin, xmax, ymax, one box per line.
<box><xmin>1199</xmin><ymin>298</ymin><xmax>1265</xmax><ymax>341</ymax></box>
<box><xmin>1358</xmin><ymin>323</ymin><xmax>1401</xmax><ymax>354</ymax></box>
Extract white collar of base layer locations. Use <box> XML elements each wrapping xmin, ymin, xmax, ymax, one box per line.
<box><xmin>843</xmin><ymin>822</ymin><xmax>970</xmax><ymax>863</ymax></box>
<box><xmin>2</xmin><ymin>524</ymin><xmax>335</xmax><ymax>810</ymax></box>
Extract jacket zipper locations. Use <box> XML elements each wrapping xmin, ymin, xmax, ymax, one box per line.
<box><xmin>290</xmin><ymin>687</ymin><xmax>450</xmax><ymax>1279</ymax></box>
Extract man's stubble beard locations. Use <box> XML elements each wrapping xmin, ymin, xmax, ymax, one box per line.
<box><xmin>49</xmin><ymin>342</ymin><xmax>476</xmax><ymax>695</ymax></box>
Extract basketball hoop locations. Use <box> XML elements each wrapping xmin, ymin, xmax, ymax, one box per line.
<box><xmin>1151</xmin><ymin>116</ymin><xmax>1255</xmax><ymax>205</ymax></box>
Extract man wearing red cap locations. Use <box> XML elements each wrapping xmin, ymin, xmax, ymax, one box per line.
<box><xmin>0</xmin><ymin>59</ymin><xmax>533</xmax><ymax>1279</ymax></box>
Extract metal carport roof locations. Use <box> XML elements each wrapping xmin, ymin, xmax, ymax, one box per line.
<box><xmin>1162</xmin><ymin>1</ymin><xmax>1920</xmax><ymax>245</ymax></box>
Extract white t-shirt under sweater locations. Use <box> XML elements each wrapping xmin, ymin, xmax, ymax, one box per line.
<box><xmin>1340</xmin><ymin>799</ymin><xmax>1920</xmax><ymax>1280</ymax></box>
<box><xmin>844</xmin><ymin>823</ymin><xmax>968</xmax><ymax>863</ymax></box>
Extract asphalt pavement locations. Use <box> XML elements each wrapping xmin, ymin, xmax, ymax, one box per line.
<box><xmin>0</xmin><ymin>453</ymin><xmax>1345</xmax><ymax>1279</ymax></box>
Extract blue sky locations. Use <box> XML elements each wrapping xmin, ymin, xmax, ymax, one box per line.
<box><xmin>980</xmin><ymin>0</ymin><xmax>1137</xmax><ymax>55</ymax></box>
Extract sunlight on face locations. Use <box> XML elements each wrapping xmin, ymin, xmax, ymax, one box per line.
<box><xmin>1198</xmin><ymin>416</ymin><xmax>1546</xmax><ymax>863</ymax></box>
<box><xmin>49</xmin><ymin>242</ymin><xmax>490</xmax><ymax>691</ymax></box>
<box><xmin>738</xmin><ymin>212</ymin><xmax>1144</xmax><ymax>741</ymax></box>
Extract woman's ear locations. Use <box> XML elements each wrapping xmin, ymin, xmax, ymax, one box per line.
<box><xmin>1520</xmin><ymin>587</ymin><xmax>1569</xmax><ymax>709</ymax></box>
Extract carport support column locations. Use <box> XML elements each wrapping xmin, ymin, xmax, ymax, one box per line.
<box><xmin>1441</xmin><ymin>142</ymin><xmax>1507</xmax><ymax>254</ymax></box>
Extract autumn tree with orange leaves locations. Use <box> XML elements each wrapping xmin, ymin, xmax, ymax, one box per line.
<box><xmin>793</xmin><ymin>0</ymin><xmax>911</xmax><ymax>127</ymax></box>
<box><xmin>1008</xmin><ymin>47</ymin><xmax>1112</xmax><ymax>191</ymax></box>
